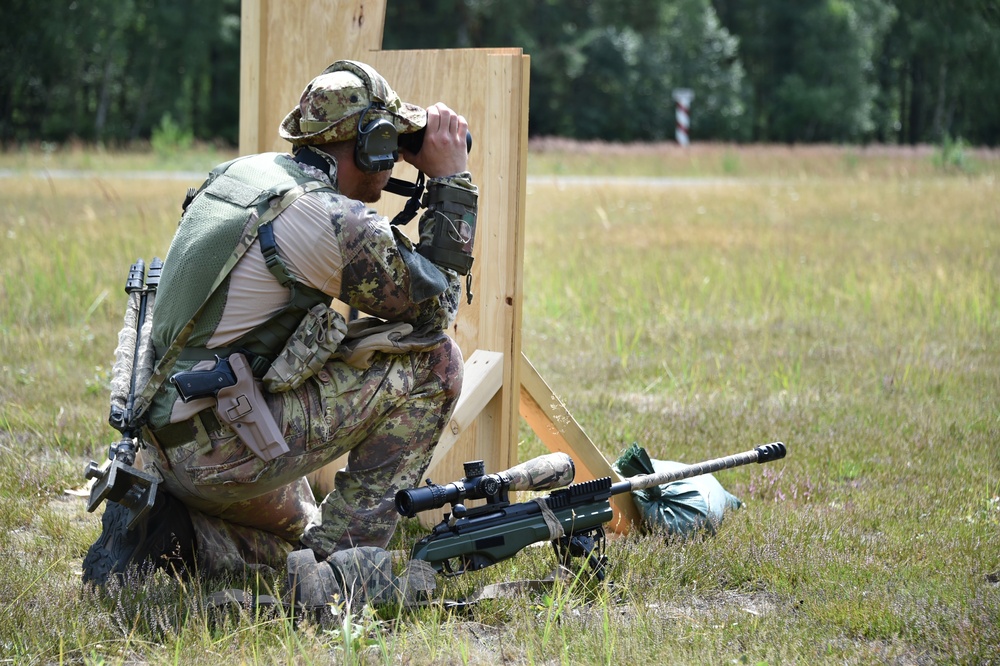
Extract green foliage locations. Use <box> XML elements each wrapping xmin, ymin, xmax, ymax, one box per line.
<box><xmin>712</xmin><ymin>0</ymin><xmax>896</xmax><ymax>142</ymax></box>
<box><xmin>3</xmin><ymin>0</ymin><xmax>1000</xmax><ymax>145</ymax></box>
<box><xmin>150</xmin><ymin>114</ymin><xmax>194</xmax><ymax>158</ymax></box>
<box><xmin>873</xmin><ymin>0</ymin><xmax>1000</xmax><ymax>145</ymax></box>
<box><xmin>933</xmin><ymin>134</ymin><xmax>975</xmax><ymax>173</ymax></box>
<box><xmin>0</xmin><ymin>0</ymin><xmax>240</xmax><ymax>145</ymax></box>
<box><xmin>388</xmin><ymin>0</ymin><xmax>749</xmax><ymax>141</ymax></box>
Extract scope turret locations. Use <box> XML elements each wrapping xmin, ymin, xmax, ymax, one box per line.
<box><xmin>395</xmin><ymin>467</ymin><xmax>502</xmax><ymax>517</ymax></box>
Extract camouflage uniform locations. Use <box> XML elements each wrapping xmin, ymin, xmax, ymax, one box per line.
<box><xmin>141</xmin><ymin>61</ymin><xmax>475</xmax><ymax>579</ymax></box>
<box><xmin>143</xmin><ymin>327</ymin><xmax>463</xmax><ymax>577</ymax></box>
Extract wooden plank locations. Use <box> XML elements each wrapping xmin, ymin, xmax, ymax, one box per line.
<box><xmin>363</xmin><ymin>49</ymin><xmax>528</xmax><ymax>490</ymax></box>
<box><xmin>518</xmin><ymin>353</ymin><xmax>642</xmax><ymax>533</ymax></box>
<box><xmin>239</xmin><ymin>0</ymin><xmax>387</xmax><ymax>155</ymax></box>
<box><xmin>427</xmin><ymin>350</ymin><xmax>504</xmax><ymax>471</ymax></box>
<box><xmin>238</xmin><ymin>0</ymin><xmax>262</xmax><ymax>152</ymax></box>
<box><xmin>509</xmin><ymin>54</ymin><xmax>532</xmax><ymax>433</ymax></box>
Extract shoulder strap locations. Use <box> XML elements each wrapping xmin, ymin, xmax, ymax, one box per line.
<box><xmin>131</xmin><ymin>179</ymin><xmax>332</xmax><ymax>425</ymax></box>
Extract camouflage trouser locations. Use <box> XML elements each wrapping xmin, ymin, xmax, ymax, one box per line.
<box><xmin>145</xmin><ymin>337</ymin><xmax>462</xmax><ymax>578</ymax></box>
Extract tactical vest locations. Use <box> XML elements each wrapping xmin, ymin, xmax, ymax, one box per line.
<box><xmin>148</xmin><ymin>152</ymin><xmax>335</xmax><ymax>429</ymax></box>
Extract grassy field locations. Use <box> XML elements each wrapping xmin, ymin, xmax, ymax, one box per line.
<box><xmin>1</xmin><ymin>142</ymin><xmax>998</xmax><ymax>664</ymax></box>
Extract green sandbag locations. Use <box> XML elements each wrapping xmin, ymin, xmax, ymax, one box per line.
<box><xmin>613</xmin><ymin>442</ymin><xmax>742</xmax><ymax>537</ymax></box>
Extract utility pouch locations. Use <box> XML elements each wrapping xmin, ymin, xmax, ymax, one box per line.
<box><xmin>417</xmin><ymin>182</ymin><xmax>478</xmax><ymax>275</ymax></box>
<box><xmin>216</xmin><ymin>353</ymin><xmax>289</xmax><ymax>462</ymax></box>
<box><xmin>263</xmin><ymin>303</ymin><xmax>348</xmax><ymax>392</ymax></box>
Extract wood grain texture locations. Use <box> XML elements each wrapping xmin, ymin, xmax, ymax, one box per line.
<box><xmin>239</xmin><ymin>7</ymin><xmax>631</xmax><ymax>534</ymax></box>
<box><xmin>240</xmin><ymin>0</ymin><xmax>386</xmax><ymax>155</ymax></box>
<box><xmin>519</xmin><ymin>353</ymin><xmax>641</xmax><ymax>533</ymax></box>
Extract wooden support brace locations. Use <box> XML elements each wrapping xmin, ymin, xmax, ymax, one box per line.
<box><xmin>415</xmin><ymin>349</ymin><xmax>641</xmax><ymax>535</ymax></box>
<box><xmin>518</xmin><ymin>353</ymin><xmax>641</xmax><ymax>534</ymax></box>
<box><xmin>427</xmin><ymin>349</ymin><xmax>504</xmax><ymax>471</ymax></box>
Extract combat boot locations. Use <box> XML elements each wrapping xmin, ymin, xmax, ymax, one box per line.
<box><xmin>82</xmin><ymin>489</ymin><xmax>195</xmax><ymax>587</ymax></box>
<box><xmin>285</xmin><ymin>547</ymin><xmax>437</xmax><ymax>613</ymax></box>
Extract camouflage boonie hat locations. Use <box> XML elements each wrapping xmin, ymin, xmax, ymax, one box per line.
<box><xmin>280</xmin><ymin>60</ymin><xmax>426</xmax><ymax>147</ymax></box>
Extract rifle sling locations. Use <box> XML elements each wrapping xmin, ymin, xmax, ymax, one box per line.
<box><xmin>533</xmin><ymin>498</ymin><xmax>566</xmax><ymax>539</ymax></box>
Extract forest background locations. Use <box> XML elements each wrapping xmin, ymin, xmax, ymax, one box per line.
<box><xmin>2</xmin><ymin>0</ymin><xmax>999</xmax><ymax>148</ymax></box>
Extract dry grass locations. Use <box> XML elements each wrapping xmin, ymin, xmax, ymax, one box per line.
<box><xmin>528</xmin><ymin>138</ymin><xmax>1000</xmax><ymax>179</ymax></box>
<box><xmin>1</xmin><ymin>143</ymin><xmax>998</xmax><ymax>664</ymax></box>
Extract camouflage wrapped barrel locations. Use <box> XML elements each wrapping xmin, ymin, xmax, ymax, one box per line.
<box><xmin>498</xmin><ymin>452</ymin><xmax>575</xmax><ymax>492</ymax></box>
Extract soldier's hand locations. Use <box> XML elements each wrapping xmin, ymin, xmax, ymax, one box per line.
<box><xmin>401</xmin><ymin>103</ymin><xmax>469</xmax><ymax>178</ymax></box>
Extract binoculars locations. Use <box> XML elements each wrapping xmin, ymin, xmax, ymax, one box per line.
<box><xmin>398</xmin><ymin>127</ymin><xmax>473</xmax><ymax>155</ymax></box>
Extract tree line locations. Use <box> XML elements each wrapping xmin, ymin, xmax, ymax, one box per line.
<box><xmin>2</xmin><ymin>0</ymin><xmax>998</xmax><ymax>147</ymax></box>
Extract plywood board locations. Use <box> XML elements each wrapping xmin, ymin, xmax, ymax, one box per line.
<box><xmin>240</xmin><ymin>0</ymin><xmax>387</xmax><ymax>155</ymax></box>
<box><xmin>365</xmin><ymin>49</ymin><xmax>530</xmax><ymax>485</ymax></box>
<box><xmin>240</xmin><ymin>6</ymin><xmax>530</xmax><ymax>492</ymax></box>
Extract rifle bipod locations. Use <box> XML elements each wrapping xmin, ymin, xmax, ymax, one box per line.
<box><xmin>84</xmin><ymin>436</ymin><xmax>159</xmax><ymax>530</ymax></box>
<box><xmin>553</xmin><ymin>526</ymin><xmax>608</xmax><ymax>581</ymax></box>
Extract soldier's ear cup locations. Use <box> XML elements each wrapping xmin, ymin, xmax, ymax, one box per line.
<box><xmin>355</xmin><ymin>114</ymin><xmax>398</xmax><ymax>173</ymax></box>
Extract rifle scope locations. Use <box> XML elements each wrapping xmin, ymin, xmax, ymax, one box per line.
<box><xmin>395</xmin><ymin>452</ymin><xmax>575</xmax><ymax>517</ymax></box>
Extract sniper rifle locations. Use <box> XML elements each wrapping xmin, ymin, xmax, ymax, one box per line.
<box><xmin>396</xmin><ymin>443</ymin><xmax>787</xmax><ymax>580</ymax></box>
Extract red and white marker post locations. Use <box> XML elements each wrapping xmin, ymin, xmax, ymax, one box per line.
<box><xmin>672</xmin><ymin>88</ymin><xmax>694</xmax><ymax>147</ymax></box>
